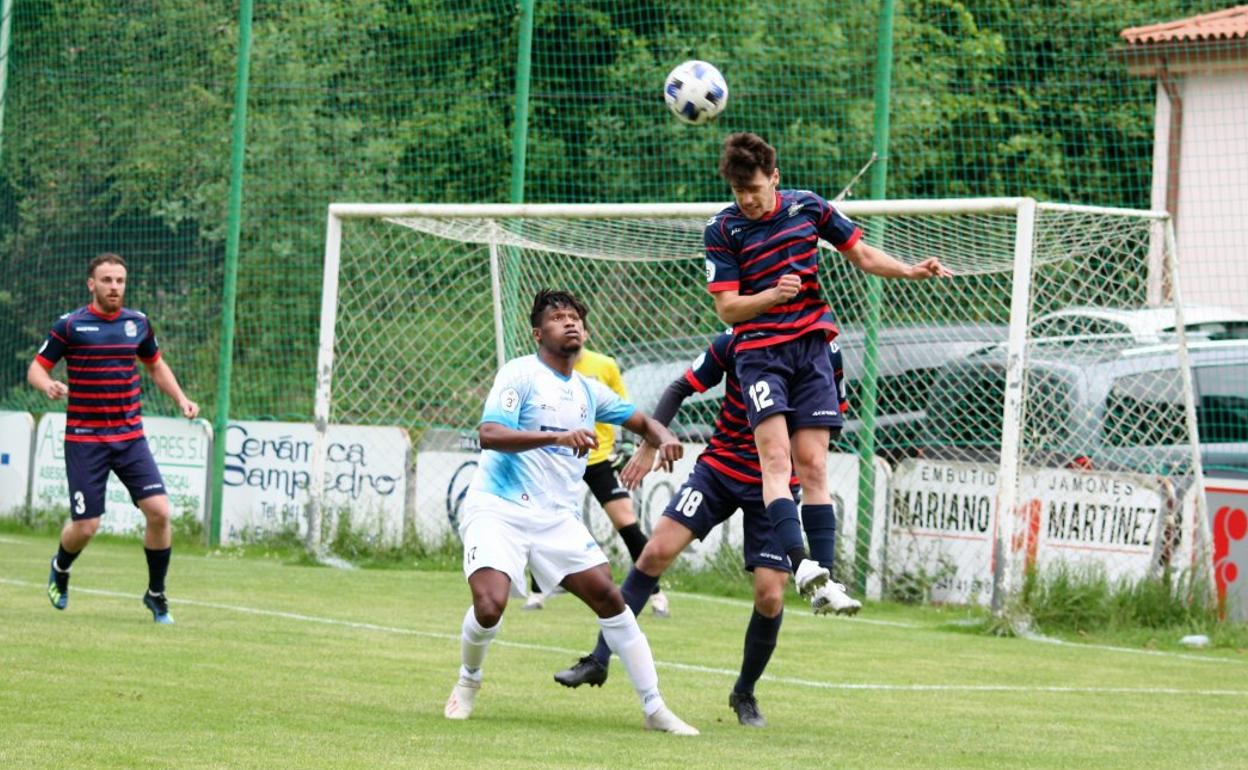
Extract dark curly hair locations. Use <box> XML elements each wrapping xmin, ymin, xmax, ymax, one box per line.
<box><xmin>530</xmin><ymin>289</ymin><xmax>589</xmax><ymax>328</ymax></box>
<box><xmin>718</xmin><ymin>132</ymin><xmax>776</xmax><ymax>188</ymax></box>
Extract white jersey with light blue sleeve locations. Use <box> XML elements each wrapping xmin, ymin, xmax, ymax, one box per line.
<box><xmin>468</xmin><ymin>354</ymin><xmax>636</xmax><ymax>528</ymax></box>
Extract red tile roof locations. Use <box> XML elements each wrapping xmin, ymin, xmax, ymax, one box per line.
<box><xmin>1121</xmin><ymin>5</ymin><xmax>1248</xmax><ymax>45</ymax></box>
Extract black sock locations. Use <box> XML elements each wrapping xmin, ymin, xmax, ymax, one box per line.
<box><xmin>54</xmin><ymin>542</ymin><xmax>81</xmax><ymax>573</ymax></box>
<box><xmin>144</xmin><ymin>547</ymin><xmax>171</xmax><ymax>595</ymax></box>
<box><xmin>530</xmin><ymin>574</ymin><xmax>542</xmax><ymax>594</ymax></box>
<box><xmin>617</xmin><ymin>522</ymin><xmax>648</xmax><ymax>563</ymax></box>
<box><xmin>735</xmin><ymin>609</ymin><xmax>783</xmax><ymax>696</ymax></box>
<box><xmin>802</xmin><ymin>503</ymin><xmax>837</xmax><ymax>571</ymax></box>
<box><xmin>591</xmin><ymin>566</ymin><xmax>659</xmax><ymax>667</ymax></box>
<box><xmin>767</xmin><ymin>499</ymin><xmax>807</xmax><ymax>568</ymax></box>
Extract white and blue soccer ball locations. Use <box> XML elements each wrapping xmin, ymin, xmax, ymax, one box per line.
<box><xmin>663</xmin><ymin>60</ymin><xmax>728</xmax><ymax>125</ymax></box>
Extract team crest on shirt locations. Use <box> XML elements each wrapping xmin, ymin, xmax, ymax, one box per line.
<box><xmin>579</xmin><ymin>403</ymin><xmax>588</xmax><ymax>421</ymax></box>
<box><xmin>705</xmin><ymin>260</ymin><xmax>716</xmax><ymax>282</ymax></box>
<box><xmin>500</xmin><ymin>388</ymin><xmax>520</xmax><ymax>413</ymax></box>
<box><xmin>124</xmin><ymin>320</ymin><xmax>138</xmax><ymax>337</ymax></box>
<box><xmin>788</xmin><ymin>202</ymin><xmax>803</xmax><ymax>217</ymax></box>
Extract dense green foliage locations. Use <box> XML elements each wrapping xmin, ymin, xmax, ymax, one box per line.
<box><xmin>0</xmin><ymin>0</ymin><xmax>1229</xmax><ymax>419</ymax></box>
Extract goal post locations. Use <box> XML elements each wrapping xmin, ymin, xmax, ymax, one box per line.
<box><xmin>310</xmin><ymin>198</ymin><xmax>1209</xmax><ymax>612</ymax></box>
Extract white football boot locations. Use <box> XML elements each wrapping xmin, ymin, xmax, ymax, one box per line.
<box><xmin>811</xmin><ymin>581</ymin><xmax>862</xmax><ymax>616</ymax></box>
<box><xmin>644</xmin><ymin>706</ymin><xmax>700</xmax><ymax>736</ymax></box>
<box><xmin>444</xmin><ymin>676</ymin><xmax>481</xmax><ymax>720</ymax></box>
<box><xmin>793</xmin><ymin>558</ymin><xmax>830</xmax><ymax>598</ymax></box>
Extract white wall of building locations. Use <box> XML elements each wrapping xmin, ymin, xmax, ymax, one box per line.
<box><xmin>1151</xmin><ymin>70</ymin><xmax>1248</xmax><ymax>313</ymax></box>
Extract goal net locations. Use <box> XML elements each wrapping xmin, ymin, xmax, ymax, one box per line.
<box><xmin>312</xmin><ymin>199</ymin><xmax>1210</xmax><ymax>611</ymax></box>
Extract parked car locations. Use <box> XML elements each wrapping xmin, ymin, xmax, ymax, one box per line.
<box><xmin>1030</xmin><ymin>304</ymin><xmax>1248</xmax><ymax>344</ymax></box>
<box><xmin>619</xmin><ymin>323</ymin><xmax>1007</xmax><ymax>461</ymax></box>
<box><xmin>919</xmin><ymin>337</ymin><xmax>1248</xmax><ymax>475</ymax></box>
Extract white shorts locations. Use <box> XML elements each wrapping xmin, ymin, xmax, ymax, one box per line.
<box><xmin>459</xmin><ymin>490</ymin><xmax>608</xmax><ymax>598</ymax></box>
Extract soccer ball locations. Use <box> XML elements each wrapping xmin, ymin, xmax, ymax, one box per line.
<box><xmin>663</xmin><ymin>60</ymin><xmax>728</xmax><ymax>125</ymax></box>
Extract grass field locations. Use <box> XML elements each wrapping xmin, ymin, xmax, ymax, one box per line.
<box><xmin>2</xmin><ymin>530</ymin><xmax>1245</xmax><ymax>770</ymax></box>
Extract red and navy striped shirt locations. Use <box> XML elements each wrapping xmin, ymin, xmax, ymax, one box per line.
<box><xmin>685</xmin><ymin>331</ymin><xmax>850</xmax><ymax>487</ymax></box>
<box><xmin>34</xmin><ymin>305</ymin><xmax>160</xmax><ymax>444</ymax></box>
<box><xmin>704</xmin><ymin>189</ymin><xmax>862</xmax><ymax>351</ymax></box>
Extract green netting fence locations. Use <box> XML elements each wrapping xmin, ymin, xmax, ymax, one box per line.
<box><xmin>2</xmin><ymin>1</ymin><xmax>1244</xmax><ymax>563</ymax></box>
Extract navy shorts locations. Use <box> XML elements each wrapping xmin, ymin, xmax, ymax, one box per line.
<box><xmin>65</xmin><ymin>439</ymin><xmax>166</xmax><ymax>520</ymax></box>
<box><xmin>661</xmin><ymin>462</ymin><xmax>791</xmax><ymax>573</ymax></box>
<box><xmin>735</xmin><ymin>332</ymin><xmax>844</xmax><ymax>432</ymax></box>
<box><xmin>583</xmin><ymin>459</ymin><xmax>629</xmax><ymax>505</ymax></box>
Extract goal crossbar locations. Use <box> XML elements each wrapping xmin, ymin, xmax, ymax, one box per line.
<box><xmin>327</xmin><ymin>197</ymin><xmax>1168</xmax><ymax>222</ymax></box>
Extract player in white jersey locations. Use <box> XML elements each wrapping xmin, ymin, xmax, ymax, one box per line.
<box><xmin>445</xmin><ymin>289</ymin><xmax>698</xmax><ymax>735</ymax></box>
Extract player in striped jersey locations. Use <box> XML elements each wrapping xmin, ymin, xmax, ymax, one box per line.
<box><xmin>28</xmin><ymin>253</ymin><xmax>199</xmax><ymax>623</ymax></box>
<box><xmin>553</xmin><ymin>331</ymin><xmax>858</xmax><ymax>727</ymax></box>
<box><xmin>705</xmin><ymin>132</ymin><xmax>951</xmax><ymax>602</ymax></box>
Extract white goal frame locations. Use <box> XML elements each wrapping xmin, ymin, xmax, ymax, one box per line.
<box><xmin>311</xmin><ymin>198</ymin><xmax>1210</xmax><ymax>613</ymax></box>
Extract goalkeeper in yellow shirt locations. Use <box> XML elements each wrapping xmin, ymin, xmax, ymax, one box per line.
<box><xmin>525</xmin><ymin>342</ymin><xmax>671</xmax><ymax>617</ymax></box>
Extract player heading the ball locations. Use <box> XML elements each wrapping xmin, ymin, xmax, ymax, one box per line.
<box><xmin>703</xmin><ymin>132</ymin><xmax>952</xmax><ymax>602</ymax></box>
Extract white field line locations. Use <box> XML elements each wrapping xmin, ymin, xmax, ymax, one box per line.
<box><xmin>672</xmin><ymin>590</ymin><xmax>1245</xmax><ymax>666</ymax></box>
<box><xmin>668</xmin><ymin>590</ymin><xmax>920</xmax><ymax>628</ymax></box>
<box><xmin>2</xmin><ymin>577</ymin><xmax>1244</xmax><ymax>697</ymax></box>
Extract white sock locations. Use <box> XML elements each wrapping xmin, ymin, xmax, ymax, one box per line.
<box><xmin>598</xmin><ymin>610</ymin><xmax>665</xmax><ymax>716</ymax></box>
<box><xmin>459</xmin><ymin>606</ymin><xmax>500</xmax><ymax>682</ymax></box>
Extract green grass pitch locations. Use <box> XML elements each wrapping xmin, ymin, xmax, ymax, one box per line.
<box><xmin>1</xmin><ymin>532</ymin><xmax>1244</xmax><ymax>769</ymax></box>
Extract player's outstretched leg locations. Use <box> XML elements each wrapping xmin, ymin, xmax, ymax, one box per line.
<box><xmin>554</xmin><ymin>565</ymin><xmax>659</xmax><ymax>688</ymax></box>
<box><xmin>801</xmin><ymin>502</ymin><xmax>861</xmax><ymax>616</ymax></box>
<box><xmin>611</xmin><ymin>514</ymin><xmax>672</xmax><ymax>619</ymax></box>
<box><xmin>445</xmin><ymin>605</ymin><xmax>501</xmax><ymax>720</ymax></box>
<box><xmin>562</xmin><ymin>566</ymin><xmax>697</xmax><ymax>735</ymax></box>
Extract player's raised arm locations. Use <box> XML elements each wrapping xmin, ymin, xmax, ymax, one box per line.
<box><xmin>841</xmin><ymin>239</ymin><xmax>953</xmax><ymax>280</ymax></box>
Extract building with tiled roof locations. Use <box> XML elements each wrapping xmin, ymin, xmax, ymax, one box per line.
<box><xmin>1115</xmin><ymin>6</ymin><xmax>1248</xmax><ymax>311</ymax></box>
